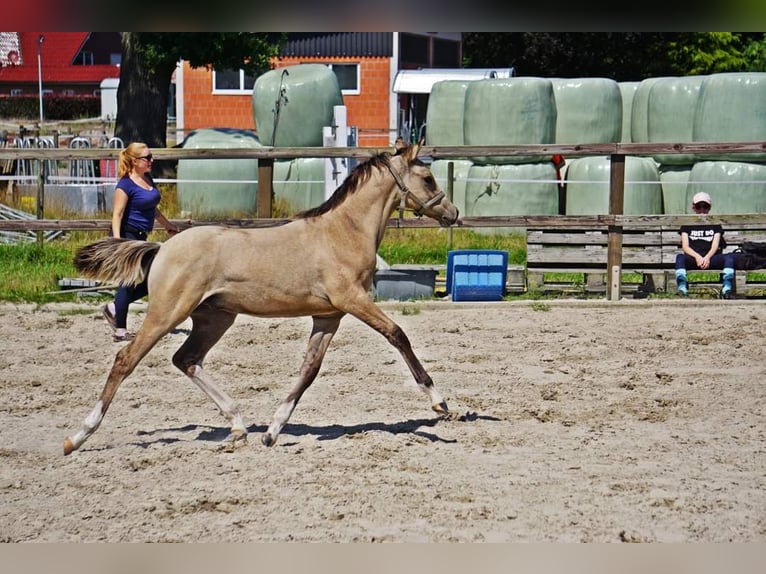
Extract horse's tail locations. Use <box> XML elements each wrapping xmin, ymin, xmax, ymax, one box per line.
<box><xmin>73</xmin><ymin>237</ymin><xmax>161</xmax><ymax>287</ymax></box>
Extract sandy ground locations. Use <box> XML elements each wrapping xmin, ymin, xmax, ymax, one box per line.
<box><xmin>1</xmin><ymin>298</ymin><xmax>765</xmax><ymax>542</ymax></box>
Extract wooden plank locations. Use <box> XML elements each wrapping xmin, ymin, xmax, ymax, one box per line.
<box><xmin>1</xmin><ymin>141</ymin><xmax>764</xmax><ymax>162</ymax></box>
<box><xmin>527</xmin><ymin>231</ymin><xmax>680</xmax><ymax>246</ymax></box>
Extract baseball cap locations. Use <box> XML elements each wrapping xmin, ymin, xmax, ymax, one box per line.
<box><xmin>692</xmin><ymin>192</ymin><xmax>712</xmax><ymax>206</ymax></box>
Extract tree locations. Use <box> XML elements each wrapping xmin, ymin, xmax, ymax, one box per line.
<box><xmin>115</xmin><ymin>32</ymin><xmax>283</xmax><ymax>151</ymax></box>
<box><xmin>665</xmin><ymin>32</ymin><xmax>748</xmax><ymax>75</ymax></box>
<box><xmin>462</xmin><ymin>33</ymin><xmax>766</xmax><ymax>81</ymax></box>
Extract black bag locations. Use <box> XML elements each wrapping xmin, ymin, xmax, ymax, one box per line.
<box><xmin>734</xmin><ymin>241</ymin><xmax>766</xmax><ymax>270</ymax></box>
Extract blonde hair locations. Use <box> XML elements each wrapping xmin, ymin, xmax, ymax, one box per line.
<box><xmin>117</xmin><ymin>142</ymin><xmax>149</xmax><ymax>177</ymax></box>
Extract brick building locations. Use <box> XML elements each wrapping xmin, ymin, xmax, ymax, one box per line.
<box><xmin>177</xmin><ymin>32</ymin><xmax>463</xmax><ymax>147</ymax></box>
<box><xmin>0</xmin><ymin>32</ymin><xmax>121</xmax><ymax>97</ymax></box>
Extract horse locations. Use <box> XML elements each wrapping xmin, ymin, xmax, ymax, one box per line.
<box><xmin>63</xmin><ymin>141</ymin><xmax>460</xmax><ymax>455</ymax></box>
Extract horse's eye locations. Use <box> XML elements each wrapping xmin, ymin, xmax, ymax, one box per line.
<box><xmin>424</xmin><ymin>176</ymin><xmax>435</xmax><ymax>187</ymax></box>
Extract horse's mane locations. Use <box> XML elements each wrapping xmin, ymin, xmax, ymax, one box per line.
<box><xmin>296</xmin><ymin>151</ymin><xmax>394</xmax><ymax>219</ymax></box>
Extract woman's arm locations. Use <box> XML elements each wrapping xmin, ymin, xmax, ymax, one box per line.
<box><xmin>154</xmin><ymin>209</ymin><xmax>179</xmax><ymax>235</ymax></box>
<box><xmin>111</xmin><ymin>188</ymin><xmax>128</xmax><ymax>238</ymax></box>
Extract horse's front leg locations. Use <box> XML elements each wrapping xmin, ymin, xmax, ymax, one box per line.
<box><xmin>262</xmin><ymin>314</ymin><xmax>342</xmax><ymax>447</ymax></box>
<box><xmin>345</xmin><ymin>297</ymin><xmax>449</xmax><ymax>415</ymax></box>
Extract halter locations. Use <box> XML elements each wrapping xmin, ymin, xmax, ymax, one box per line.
<box><xmin>386</xmin><ymin>160</ymin><xmax>445</xmax><ymax>220</ymax></box>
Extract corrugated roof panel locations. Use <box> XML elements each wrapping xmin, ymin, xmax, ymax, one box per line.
<box><xmin>280</xmin><ymin>33</ymin><xmax>392</xmax><ymax>58</ymax></box>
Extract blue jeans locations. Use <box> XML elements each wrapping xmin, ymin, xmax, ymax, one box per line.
<box><xmin>113</xmin><ymin>229</ymin><xmax>149</xmax><ymax>329</ymax></box>
<box><xmin>675</xmin><ymin>252</ymin><xmax>735</xmax><ymax>272</ymax></box>
<box><xmin>675</xmin><ymin>252</ymin><xmax>735</xmax><ymax>294</ymax></box>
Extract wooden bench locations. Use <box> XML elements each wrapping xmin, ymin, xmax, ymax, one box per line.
<box><xmin>526</xmin><ymin>228</ymin><xmax>766</xmax><ymax>297</ymax></box>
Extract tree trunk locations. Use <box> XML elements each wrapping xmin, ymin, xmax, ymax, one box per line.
<box><xmin>114</xmin><ymin>33</ymin><xmax>177</xmax><ymax>175</ymax></box>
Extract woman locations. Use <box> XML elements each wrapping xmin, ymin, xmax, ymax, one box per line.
<box><xmin>102</xmin><ymin>142</ymin><xmax>179</xmax><ymax>341</ymax></box>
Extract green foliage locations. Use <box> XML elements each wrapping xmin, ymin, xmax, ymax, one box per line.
<box><xmin>137</xmin><ymin>32</ymin><xmax>284</xmax><ymax>78</ymax></box>
<box><xmin>463</xmin><ymin>32</ymin><xmax>766</xmax><ymax>80</ymax></box>
<box><xmin>0</xmin><ymin>96</ymin><xmax>99</xmax><ymax>120</ymax></box>
<box><xmin>377</xmin><ymin>228</ymin><xmax>526</xmax><ymax>266</ymax></box>
<box><xmin>742</xmin><ymin>35</ymin><xmax>766</xmax><ymax>71</ymax></box>
<box><xmin>0</xmin><ymin>241</ymin><xmax>80</xmax><ymax>303</ymax></box>
<box><xmin>666</xmin><ymin>33</ymin><xmax>748</xmax><ymax>75</ymax></box>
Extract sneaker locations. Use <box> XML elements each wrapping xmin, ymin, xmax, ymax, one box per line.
<box><xmin>102</xmin><ymin>304</ymin><xmax>118</xmax><ymax>333</ymax></box>
<box><xmin>112</xmin><ymin>331</ymin><xmax>135</xmax><ymax>342</ymax></box>
<box><xmin>721</xmin><ymin>290</ymin><xmax>734</xmax><ymax>300</ymax></box>
<box><xmin>676</xmin><ymin>289</ymin><xmax>688</xmax><ymax>297</ymax></box>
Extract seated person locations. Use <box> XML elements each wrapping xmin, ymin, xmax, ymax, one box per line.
<box><xmin>675</xmin><ymin>192</ymin><xmax>735</xmax><ymax>299</ymax></box>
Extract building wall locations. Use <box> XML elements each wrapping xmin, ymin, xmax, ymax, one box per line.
<box><xmin>181</xmin><ymin>62</ymin><xmax>256</xmax><ymax>133</ymax></box>
<box><xmin>181</xmin><ymin>56</ymin><xmax>392</xmax><ymax>147</ymax></box>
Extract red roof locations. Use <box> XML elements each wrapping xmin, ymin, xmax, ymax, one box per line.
<box><xmin>0</xmin><ymin>32</ymin><xmax>119</xmax><ymax>84</ymax></box>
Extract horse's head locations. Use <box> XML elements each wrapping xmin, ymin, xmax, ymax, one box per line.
<box><xmin>391</xmin><ymin>141</ymin><xmax>460</xmax><ymax>227</ymax></box>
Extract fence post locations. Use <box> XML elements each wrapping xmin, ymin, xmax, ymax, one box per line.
<box><xmin>257</xmin><ymin>158</ymin><xmax>273</xmax><ymax>218</ymax></box>
<box><xmin>447</xmin><ymin>161</ymin><xmax>454</xmax><ymax>251</ymax></box>
<box><xmin>607</xmin><ymin>153</ymin><xmax>625</xmax><ymax>300</ymax></box>
<box><xmin>36</xmin><ymin>159</ymin><xmax>45</xmax><ymax>244</ymax></box>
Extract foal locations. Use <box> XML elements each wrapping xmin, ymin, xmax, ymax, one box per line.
<box><xmin>64</xmin><ymin>142</ymin><xmax>459</xmax><ymax>455</ymax></box>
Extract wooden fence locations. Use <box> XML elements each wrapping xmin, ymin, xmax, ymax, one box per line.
<box><xmin>1</xmin><ymin>141</ymin><xmax>766</xmax><ymax>299</ymax></box>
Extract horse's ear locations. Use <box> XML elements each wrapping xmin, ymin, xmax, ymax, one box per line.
<box><xmin>405</xmin><ymin>139</ymin><xmax>422</xmax><ymax>162</ymax></box>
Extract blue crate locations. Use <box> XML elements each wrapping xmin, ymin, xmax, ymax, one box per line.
<box><xmin>447</xmin><ymin>250</ymin><xmax>508</xmax><ymax>302</ymax></box>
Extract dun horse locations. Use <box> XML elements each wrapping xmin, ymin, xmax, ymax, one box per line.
<box><xmin>63</xmin><ymin>142</ymin><xmax>460</xmax><ymax>455</ymax></box>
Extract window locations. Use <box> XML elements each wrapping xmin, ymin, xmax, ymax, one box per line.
<box><xmin>74</xmin><ymin>51</ymin><xmax>94</xmax><ymax>65</ymax></box>
<box><xmin>10</xmin><ymin>88</ymin><xmax>23</xmax><ymax>96</ymax></box>
<box><xmin>328</xmin><ymin>63</ymin><xmax>359</xmax><ymax>95</ymax></box>
<box><xmin>212</xmin><ymin>69</ymin><xmax>256</xmax><ymax>94</ymax></box>
<box><xmin>301</xmin><ymin>63</ymin><xmax>360</xmax><ymax>95</ymax></box>
<box><xmin>63</xmin><ymin>89</ymin><xmax>75</xmax><ymax>96</ymax></box>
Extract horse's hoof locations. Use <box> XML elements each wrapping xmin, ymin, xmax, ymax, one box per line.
<box><xmin>63</xmin><ymin>437</ymin><xmax>75</xmax><ymax>456</ymax></box>
<box><xmin>231</xmin><ymin>430</ymin><xmax>248</xmax><ymax>444</ymax></box>
<box><xmin>261</xmin><ymin>433</ymin><xmax>276</xmax><ymax>447</ymax></box>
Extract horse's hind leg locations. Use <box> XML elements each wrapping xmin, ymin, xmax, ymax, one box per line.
<box><xmin>171</xmin><ymin>308</ymin><xmax>246</xmax><ymax>446</ymax></box>
<box><xmin>63</xmin><ymin>323</ymin><xmax>171</xmax><ymax>455</ymax></box>
<box><xmin>263</xmin><ymin>314</ymin><xmax>342</xmax><ymax>447</ymax></box>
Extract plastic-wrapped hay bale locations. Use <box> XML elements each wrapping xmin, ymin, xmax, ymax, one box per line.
<box><xmin>565</xmin><ymin>156</ymin><xmax>662</xmax><ymax>215</ymax></box>
<box><xmin>551</xmin><ymin>77</ymin><xmax>622</xmax><ymax>144</ymax></box>
<box><xmin>177</xmin><ymin>128</ymin><xmax>261</xmax><ymax>216</ymax></box>
<box><xmin>465</xmin><ymin>163</ymin><xmax>559</xmax><ymax>234</ymax></box>
<box><xmin>692</xmin><ymin>72</ymin><xmax>766</xmax><ymax>162</ymax></box>
<box><xmin>687</xmin><ymin>161</ymin><xmax>766</xmax><ymax>214</ymax></box>
<box><xmin>618</xmin><ymin>81</ymin><xmax>639</xmax><ymax>142</ymax></box>
<box><xmin>463</xmin><ymin>77</ymin><xmax>556</xmax><ymax>165</ymax></box>
<box><xmin>425</xmin><ymin>80</ymin><xmax>471</xmax><ymax>146</ymax></box>
<box><xmin>647</xmin><ymin>76</ymin><xmax>705</xmax><ymax>165</ymax></box>
<box><xmin>272</xmin><ymin>158</ymin><xmax>326</xmax><ymax>214</ymax></box>
<box><xmin>630</xmin><ymin>77</ymin><xmax>671</xmax><ymax>143</ymax></box>
<box><xmin>659</xmin><ymin>165</ymin><xmax>693</xmax><ymax>214</ymax></box>
<box><xmin>252</xmin><ymin>64</ymin><xmax>343</xmax><ymax>147</ymax></box>
<box><xmin>430</xmin><ymin>159</ymin><xmax>473</xmax><ymax>216</ymax></box>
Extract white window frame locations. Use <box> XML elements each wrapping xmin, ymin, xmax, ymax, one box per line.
<box><xmin>327</xmin><ymin>63</ymin><xmax>360</xmax><ymax>95</ymax></box>
<box><xmin>212</xmin><ymin>69</ymin><xmax>255</xmax><ymax>94</ymax></box>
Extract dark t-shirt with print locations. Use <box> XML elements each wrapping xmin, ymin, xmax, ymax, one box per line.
<box><xmin>680</xmin><ymin>224</ymin><xmax>724</xmax><ymax>255</ymax></box>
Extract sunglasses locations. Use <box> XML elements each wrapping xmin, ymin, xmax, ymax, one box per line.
<box><xmin>694</xmin><ymin>202</ymin><xmax>711</xmax><ymax>210</ymax></box>
<box><xmin>137</xmin><ymin>154</ymin><xmax>153</xmax><ymax>161</ymax></box>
